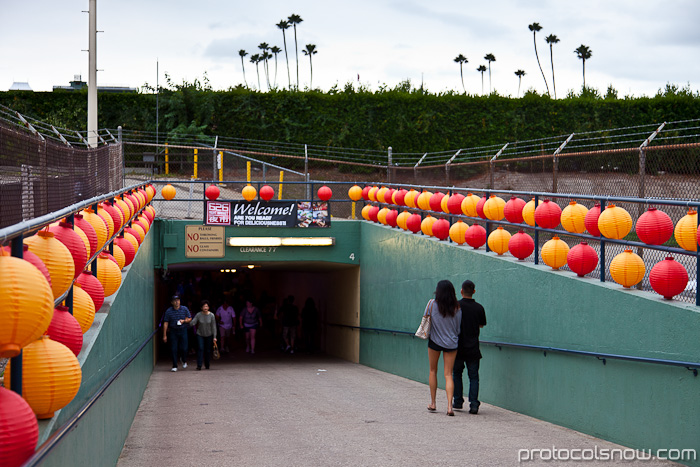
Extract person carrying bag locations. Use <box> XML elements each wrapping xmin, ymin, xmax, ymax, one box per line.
<box><xmin>415</xmin><ymin>299</ymin><xmax>434</xmax><ymax>339</ymax></box>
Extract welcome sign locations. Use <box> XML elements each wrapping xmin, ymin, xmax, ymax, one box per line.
<box><xmin>205</xmin><ymin>201</ymin><xmax>330</xmax><ymax>228</ymax></box>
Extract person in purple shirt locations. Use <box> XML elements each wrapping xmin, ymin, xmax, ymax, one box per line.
<box><xmin>163</xmin><ymin>295</ymin><xmax>192</xmax><ymax>372</ymax></box>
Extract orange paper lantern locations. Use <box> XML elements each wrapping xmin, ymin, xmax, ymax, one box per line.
<box><xmin>242</xmin><ymin>185</ymin><xmax>257</xmax><ymax>202</ymax></box>
<box><xmin>376</xmin><ymin>187</ymin><xmax>389</xmax><ymax>204</ymax></box>
<box><xmin>96</xmin><ymin>205</ymin><xmax>115</xmax><ymax>238</ymax></box>
<box><xmin>404</xmin><ymin>190</ymin><xmax>419</xmax><ymax>208</ymax></box>
<box><xmin>0</xmin><ymin>387</ymin><xmax>39</xmax><ymax>467</ymax></box>
<box><xmin>25</xmin><ymin>231</ymin><xmax>75</xmax><ymax>300</ymax></box>
<box><xmin>440</xmin><ymin>194</ymin><xmax>450</xmax><ymax>214</ymax></box>
<box><xmin>483</xmin><ymin>195</ymin><xmax>506</xmax><ymax>221</ymax></box>
<box><xmin>598</xmin><ymin>204</ymin><xmax>633</xmax><ymax>239</ymax></box>
<box><xmin>161</xmin><ymin>184</ymin><xmax>176</xmax><ymax>200</ymax></box>
<box><xmin>541</xmin><ymin>236</ymin><xmax>569</xmax><ymax>270</ymax></box>
<box><xmin>112</xmin><ymin>244</ymin><xmax>126</xmax><ymax>270</ymax></box>
<box><xmin>396</xmin><ymin>211</ymin><xmax>410</xmax><ymax>230</ymax></box>
<box><xmin>487</xmin><ymin>226</ymin><xmax>511</xmax><ymax>255</ymax></box>
<box><xmin>561</xmin><ymin>201</ymin><xmax>589</xmax><ymax>234</ymax></box>
<box><xmin>96</xmin><ymin>252</ymin><xmax>122</xmax><ymax>297</ymax></box>
<box><xmin>72</xmin><ymin>284</ymin><xmax>97</xmax><ymax>333</ymax></box>
<box><xmin>674</xmin><ymin>210</ymin><xmax>697</xmax><ymax>251</ymax></box>
<box><xmin>377</xmin><ymin>207</ymin><xmax>390</xmax><ymax>225</ymax></box>
<box><xmin>123</xmin><ymin>231</ymin><xmax>140</xmax><ymax>255</ymax></box>
<box><xmin>348</xmin><ymin>185</ymin><xmax>363</xmax><ymax>201</ymax></box>
<box><xmin>449</xmin><ymin>221</ymin><xmax>468</xmax><ymax>244</ymax></box>
<box><xmin>368</xmin><ymin>186</ymin><xmax>379</xmax><ymax>202</ymax></box>
<box><xmin>361</xmin><ymin>205</ymin><xmax>372</xmax><ymax>221</ymax></box>
<box><xmin>81</xmin><ymin>209</ymin><xmax>108</xmax><ymax>250</ymax></box>
<box><xmin>421</xmin><ymin>216</ymin><xmax>436</xmax><ymax>236</ymax></box>
<box><xmin>610</xmin><ymin>249</ymin><xmax>645</xmax><ymax>288</ymax></box>
<box><xmin>461</xmin><ymin>193</ymin><xmax>481</xmax><ymax>217</ymax></box>
<box><xmin>522</xmin><ymin>198</ymin><xmax>540</xmax><ymax>227</ymax></box>
<box><xmin>417</xmin><ymin>191</ymin><xmax>433</xmax><ymax>211</ymax></box>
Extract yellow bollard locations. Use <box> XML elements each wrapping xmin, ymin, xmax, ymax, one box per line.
<box><xmin>246</xmin><ymin>161</ymin><xmax>251</xmax><ymax>185</ymax></box>
<box><xmin>278</xmin><ymin>171</ymin><xmax>284</xmax><ymax>199</ymax></box>
<box><xmin>218</xmin><ymin>151</ymin><xmax>223</xmax><ymax>182</ymax></box>
<box><xmin>165</xmin><ymin>142</ymin><xmax>169</xmax><ymax>175</ymax></box>
<box><xmin>193</xmin><ymin>149</ymin><xmax>198</xmax><ymax>179</ymax></box>
<box><xmin>351</xmin><ymin>202</ymin><xmax>356</xmax><ymax>219</ymax></box>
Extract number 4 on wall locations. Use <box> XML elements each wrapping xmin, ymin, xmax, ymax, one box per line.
<box><xmin>349</xmin><ymin>253</ymin><xmax>356</xmax><ymax>261</ymax></box>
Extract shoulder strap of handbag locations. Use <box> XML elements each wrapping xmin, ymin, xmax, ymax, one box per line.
<box><xmin>427</xmin><ymin>299</ymin><xmax>435</xmax><ymax>316</ymax></box>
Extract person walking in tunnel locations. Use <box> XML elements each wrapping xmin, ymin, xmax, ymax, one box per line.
<box><xmin>216</xmin><ymin>297</ymin><xmax>236</xmax><ymax>353</ymax></box>
<box><xmin>240</xmin><ymin>298</ymin><xmax>263</xmax><ymax>354</ymax></box>
<box><xmin>190</xmin><ymin>300</ymin><xmax>218</xmax><ymax>370</ymax></box>
<box><xmin>301</xmin><ymin>297</ymin><xmax>318</xmax><ymax>353</ymax></box>
<box><xmin>163</xmin><ymin>295</ymin><xmax>192</xmax><ymax>372</ymax></box>
<box><xmin>453</xmin><ymin>280</ymin><xmax>487</xmax><ymax>414</ymax></box>
<box><xmin>425</xmin><ymin>280</ymin><xmax>461</xmax><ymax>416</ymax></box>
<box><xmin>280</xmin><ymin>295</ymin><xmax>300</xmax><ymax>353</ymax></box>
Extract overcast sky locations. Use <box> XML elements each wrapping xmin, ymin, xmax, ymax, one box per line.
<box><xmin>2</xmin><ymin>0</ymin><xmax>699</xmax><ymax>97</ymax></box>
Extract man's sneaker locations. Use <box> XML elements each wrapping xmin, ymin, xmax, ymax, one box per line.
<box><xmin>171</xmin><ymin>367</ymin><xmax>178</xmax><ymax>372</ymax></box>
<box><xmin>469</xmin><ymin>406</ymin><xmax>479</xmax><ymax>414</ymax></box>
<box><xmin>182</xmin><ymin>362</ymin><xmax>188</xmax><ymax>369</ymax></box>
<box><xmin>453</xmin><ymin>404</ymin><xmax>463</xmax><ymax>410</ymax></box>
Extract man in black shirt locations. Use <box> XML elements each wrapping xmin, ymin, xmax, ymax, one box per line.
<box><xmin>453</xmin><ymin>280</ymin><xmax>487</xmax><ymax>414</ymax></box>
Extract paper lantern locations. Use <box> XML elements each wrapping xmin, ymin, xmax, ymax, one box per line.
<box><xmin>96</xmin><ymin>206</ymin><xmax>115</xmax><ymax>238</ymax></box>
<box><xmin>421</xmin><ymin>216</ymin><xmax>436</xmax><ymax>236</ymax></box>
<box><xmin>508</xmin><ymin>231</ymin><xmax>534</xmax><ymax>260</ymax></box>
<box><xmin>114</xmin><ymin>235</ymin><xmax>136</xmax><ymax>266</ymax></box>
<box><xmin>131</xmin><ymin>223</ymin><xmax>146</xmax><ymax>243</ymax></box>
<box><xmin>483</xmin><ymin>195</ymin><xmax>506</xmax><ymax>221</ymax></box>
<box><xmin>541</xmin><ymin>236</ymin><xmax>569</xmax><ymax>270</ymax></box>
<box><xmin>487</xmin><ymin>226</ymin><xmax>511</xmax><ymax>255</ymax></box>
<box><xmin>81</xmin><ymin>209</ymin><xmax>108</xmax><ymax>250</ymax></box>
<box><xmin>205</xmin><ymin>185</ymin><xmax>220</xmax><ymax>201</ymax></box>
<box><xmin>121</xmin><ymin>195</ymin><xmax>136</xmax><ymax>219</ymax></box>
<box><xmin>101</xmin><ymin>202</ymin><xmax>122</xmax><ymax>233</ymax></box>
<box><xmin>396</xmin><ymin>211</ymin><xmax>410</xmax><ymax>230</ymax></box>
<box><xmin>394</xmin><ymin>189</ymin><xmax>408</xmax><ymax>206</ymax></box>
<box><xmin>368</xmin><ymin>206</ymin><xmax>380</xmax><ymax>222</ymax></box>
<box><xmin>145</xmin><ymin>184</ymin><xmax>155</xmax><ymax>201</ymax></box>
<box><xmin>317</xmin><ymin>185</ymin><xmax>332</xmax><ymax>201</ymax></box>
<box><xmin>0</xmin><ymin>254</ymin><xmax>54</xmax><ymax>358</ymax></box>
<box><xmin>1</xmin><ymin>245</ymin><xmax>52</xmax><ymax>287</ymax></box>
<box><xmin>161</xmin><ymin>184</ymin><xmax>176</xmax><ymax>200</ymax></box>
<box><xmin>112</xmin><ymin>244</ymin><xmax>126</xmax><ymax>270</ymax></box>
<box><xmin>461</xmin><ymin>193</ymin><xmax>480</xmax><ymax>217</ymax></box>
<box><xmin>25</xmin><ymin>231</ymin><xmax>75</xmax><ymax>300</ymax></box>
<box><xmin>141</xmin><ymin>206</ymin><xmax>154</xmax><ymax>223</ymax></box>
<box><xmin>475</xmin><ymin>196</ymin><xmax>488</xmax><ymax>219</ymax></box>
<box><xmin>610</xmin><ymin>250</ymin><xmax>645</xmax><ymax>288</ymax></box>
<box><xmin>404</xmin><ymin>190</ymin><xmax>419</xmax><ymax>208</ymax></box>
<box><xmin>429</xmin><ymin>192</ymin><xmax>445</xmax><ymax>212</ymax></box>
<box><xmin>449</xmin><ymin>221</ymin><xmax>468</xmax><ymax>244</ymax></box>
<box><xmin>522</xmin><ymin>198</ymin><xmax>541</xmax><ymax>226</ymax></box>
<box><xmin>417</xmin><ymin>191</ymin><xmax>433</xmax><ymax>211</ymax></box>
<box><xmin>125</xmin><ymin>226</ymin><xmax>144</xmax><ymax>246</ymax></box>
<box><xmin>504</xmin><ymin>197</ymin><xmax>526</xmax><ymax>224</ymax></box>
<box><xmin>535</xmin><ymin>199</ymin><xmax>562</xmax><ymax>229</ymax></box>
<box><xmin>126</xmin><ymin>193</ymin><xmax>141</xmax><ymax>212</ymax></box>
<box><xmin>384</xmin><ymin>188</ymin><xmax>395</xmax><ymax>205</ymax></box>
<box><xmin>73</xmin><ymin>213</ymin><xmax>97</xmax><ymax>255</ymax></box>
<box><xmin>376</xmin><ymin>187</ymin><xmax>389</xmax><ymax>203</ymax></box>
<box><xmin>134</xmin><ymin>218</ymin><xmax>150</xmax><ymax>236</ymax></box>
<box><xmin>440</xmin><ymin>194</ymin><xmax>450</xmax><ymax>213</ymax></box>
<box><xmin>650</xmin><ymin>257</ymin><xmax>688</xmax><ymax>300</ymax></box>
<box><xmin>377</xmin><ymin>208</ymin><xmax>390</xmax><ymax>225</ymax></box>
<box><xmin>123</xmin><ymin>232</ymin><xmax>140</xmax><ymax>255</ymax></box>
<box><xmin>584</xmin><ymin>203</ymin><xmax>602</xmax><ymax>236</ymax></box>
<box><xmin>561</xmin><ymin>201</ymin><xmax>589</xmax><ymax>234</ymax></box>
<box><xmin>102</xmin><ymin>251</ymin><xmax>120</xmax><ymax>269</ymax></box>
<box><xmin>406</xmin><ymin>213</ymin><xmax>422</xmax><ymax>233</ymax></box>
<box><xmin>72</xmin><ymin>284</ymin><xmax>96</xmax><ymax>332</ymax></box>
<box><xmin>45</xmin><ymin>306</ymin><xmax>83</xmax><ymax>356</ymax></box>
<box><xmin>0</xmin><ymin>387</ymin><xmax>39</xmax><ymax>467</ymax></box>
<box><xmin>674</xmin><ymin>210</ymin><xmax>697</xmax><ymax>252</ymax></box>
<box><xmin>361</xmin><ymin>205</ymin><xmax>372</xmax><ymax>221</ymax></box>
<box><xmin>348</xmin><ymin>185</ymin><xmax>363</xmax><ymax>201</ymax></box>
<box><xmin>368</xmin><ymin>186</ymin><xmax>379</xmax><ymax>202</ymax></box>
<box><xmin>465</xmin><ymin>224</ymin><xmax>487</xmax><ymax>249</ymax></box>
<box><xmin>432</xmin><ymin>219</ymin><xmax>450</xmax><ymax>240</ymax></box>
<box><xmin>5</xmin><ymin>337</ymin><xmax>82</xmax><ymax>419</ymax></box>
<box><xmin>75</xmin><ymin>271</ymin><xmax>104</xmax><ymax>314</ymax></box>
<box><xmin>386</xmin><ymin>209</ymin><xmax>399</xmax><ymax>228</ymax></box>
<box><xmin>242</xmin><ymin>185</ymin><xmax>257</xmax><ymax>201</ymax></box>
<box><xmin>114</xmin><ymin>197</ymin><xmax>132</xmax><ymax>222</ymax></box>
<box><xmin>73</xmin><ymin>226</ymin><xmax>91</xmax><ymax>258</ymax></box>
<box><xmin>446</xmin><ymin>194</ymin><xmax>465</xmax><ymax>215</ymax></box>
<box><xmin>96</xmin><ymin>252</ymin><xmax>122</xmax><ymax>297</ymax></box>
<box><xmin>598</xmin><ymin>204</ymin><xmax>633</xmax><ymax>239</ymax></box>
<box><xmin>361</xmin><ymin>186</ymin><xmax>371</xmax><ymax>201</ymax></box>
<box><xmin>567</xmin><ymin>242</ymin><xmax>599</xmax><ymax>277</ymax></box>
<box><xmin>636</xmin><ymin>207</ymin><xmax>673</xmax><ymax>245</ymax></box>
<box><xmin>48</xmin><ymin>221</ymin><xmax>87</xmax><ymax>278</ymax></box>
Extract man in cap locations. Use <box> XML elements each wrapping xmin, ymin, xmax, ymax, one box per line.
<box><xmin>163</xmin><ymin>295</ymin><xmax>192</xmax><ymax>372</ymax></box>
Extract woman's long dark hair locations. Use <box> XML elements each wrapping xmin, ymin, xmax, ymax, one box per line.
<box><xmin>434</xmin><ymin>280</ymin><xmax>458</xmax><ymax>317</ymax></box>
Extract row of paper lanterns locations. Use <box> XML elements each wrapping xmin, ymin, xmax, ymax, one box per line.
<box><xmin>0</xmin><ymin>185</ymin><xmax>156</xmax><ymax>467</ymax></box>
<box><xmin>161</xmin><ymin>183</ymin><xmax>334</xmax><ymax>202</ymax></box>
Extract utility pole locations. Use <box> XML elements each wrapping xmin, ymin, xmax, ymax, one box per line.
<box><xmin>87</xmin><ymin>0</ymin><xmax>98</xmax><ymax>148</ymax></box>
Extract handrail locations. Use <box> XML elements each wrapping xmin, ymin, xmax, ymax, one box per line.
<box><xmin>325</xmin><ymin>322</ymin><xmax>699</xmax><ymax>376</ymax></box>
<box><xmin>22</xmin><ymin>323</ymin><xmax>162</xmax><ymax>467</ymax></box>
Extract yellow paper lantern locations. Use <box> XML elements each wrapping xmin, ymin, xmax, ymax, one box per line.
<box><xmin>440</xmin><ymin>195</ymin><xmax>450</xmax><ymax>214</ymax></box>
<box><xmin>145</xmin><ymin>185</ymin><xmax>156</xmax><ymax>202</ymax></box>
<box><xmin>114</xmin><ymin>197</ymin><xmax>132</xmax><ymax>222</ymax></box>
<box><xmin>5</xmin><ymin>337</ymin><xmax>82</xmax><ymax>419</ymax></box>
<box><xmin>461</xmin><ymin>193</ymin><xmax>480</xmax><ymax>217</ymax></box>
<box><xmin>368</xmin><ymin>186</ymin><xmax>379</xmax><ymax>202</ymax></box>
<box><xmin>561</xmin><ymin>201</ymin><xmax>589</xmax><ymax>234</ymax></box>
<box><xmin>610</xmin><ymin>249</ymin><xmax>646</xmax><ymax>288</ymax></box>
<box><xmin>137</xmin><ymin>215</ymin><xmax>151</xmax><ymax>233</ymax></box>
<box><xmin>487</xmin><ymin>226</ymin><xmax>511</xmax><ymax>255</ymax></box>
<box><xmin>145</xmin><ymin>205</ymin><xmax>156</xmax><ymax>219</ymax></box>
<box><xmin>598</xmin><ymin>204</ymin><xmax>633</xmax><ymax>239</ymax></box>
<box><xmin>396</xmin><ymin>211</ymin><xmax>410</xmax><ymax>230</ymax></box>
<box><xmin>421</xmin><ymin>216</ymin><xmax>436</xmax><ymax>236</ymax></box>
<box><xmin>72</xmin><ymin>285</ymin><xmax>96</xmax><ymax>333</ymax></box>
<box><xmin>483</xmin><ymin>195</ymin><xmax>506</xmax><ymax>221</ymax></box>
<box><xmin>348</xmin><ymin>185</ymin><xmax>363</xmax><ymax>201</ymax></box>
<box><xmin>417</xmin><ymin>191</ymin><xmax>433</xmax><ymax>211</ymax></box>
<box><xmin>124</xmin><ymin>231</ymin><xmax>140</xmax><ymax>254</ymax></box>
<box><xmin>96</xmin><ymin>205</ymin><xmax>115</xmax><ymax>239</ymax></box>
<box><xmin>0</xmin><ymin>254</ymin><xmax>54</xmax><ymax>357</ymax></box>
<box><xmin>376</xmin><ymin>187</ymin><xmax>389</xmax><ymax>204</ymax></box>
<box><xmin>242</xmin><ymin>185</ymin><xmax>257</xmax><ymax>202</ymax></box>
<box><xmin>81</xmin><ymin>208</ymin><xmax>108</xmax><ymax>250</ymax></box>
<box><xmin>112</xmin><ymin>244</ymin><xmax>126</xmax><ymax>270</ymax></box>
<box><xmin>541</xmin><ymin>236</ymin><xmax>570</xmax><ymax>270</ymax></box>
<box><xmin>377</xmin><ymin>207</ymin><xmax>390</xmax><ymax>225</ymax></box>
<box><xmin>674</xmin><ymin>210</ymin><xmax>697</xmax><ymax>252</ymax></box>
<box><xmin>25</xmin><ymin>231</ymin><xmax>75</xmax><ymax>300</ymax></box>
<box><xmin>404</xmin><ymin>190</ymin><xmax>419</xmax><ymax>208</ymax></box>
<box><xmin>161</xmin><ymin>184</ymin><xmax>176</xmax><ymax>200</ymax></box>
<box><xmin>449</xmin><ymin>220</ymin><xmax>468</xmax><ymax>244</ymax></box>
<box><xmin>130</xmin><ymin>223</ymin><xmax>146</xmax><ymax>243</ymax></box>
<box><xmin>96</xmin><ymin>252</ymin><xmax>122</xmax><ymax>297</ymax></box>
<box><xmin>361</xmin><ymin>205</ymin><xmax>372</xmax><ymax>221</ymax></box>
<box><xmin>522</xmin><ymin>198</ymin><xmax>542</xmax><ymax>227</ymax></box>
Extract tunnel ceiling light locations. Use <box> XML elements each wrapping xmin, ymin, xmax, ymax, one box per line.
<box><xmin>228</xmin><ymin>237</ymin><xmax>282</xmax><ymax>247</ymax></box>
<box><xmin>231</xmin><ymin>269</ymin><xmax>236</xmax><ymax>273</ymax></box>
<box><xmin>226</xmin><ymin>237</ymin><xmax>335</xmax><ymax>247</ymax></box>
<box><xmin>280</xmin><ymin>237</ymin><xmax>335</xmax><ymax>246</ymax></box>
<box><xmin>247</xmin><ymin>265</ymin><xmax>255</xmax><ymax>269</ymax></box>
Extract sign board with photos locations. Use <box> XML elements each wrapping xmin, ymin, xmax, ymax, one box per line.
<box><xmin>205</xmin><ymin>200</ymin><xmax>330</xmax><ymax>228</ymax></box>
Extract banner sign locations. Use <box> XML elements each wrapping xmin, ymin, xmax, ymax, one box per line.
<box><xmin>206</xmin><ymin>202</ymin><xmax>231</xmax><ymax>225</ymax></box>
<box><xmin>205</xmin><ymin>200</ymin><xmax>330</xmax><ymax>228</ymax></box>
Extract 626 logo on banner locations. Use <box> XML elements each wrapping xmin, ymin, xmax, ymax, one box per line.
<box><xmin>206</xmin><ymin>202</ymin><xmax>231</xmax><ymax>225</ymax></box>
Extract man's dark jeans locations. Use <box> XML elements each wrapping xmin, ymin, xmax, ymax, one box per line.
<box><xmin>169</xmin><ymin>328</ymin><xmax>188</xmax><ymax>368</ymax></box>
<box><xmin>453</xmin><ymin>357</ymin><xmax>480</xmax><ymax>409</ymax></box>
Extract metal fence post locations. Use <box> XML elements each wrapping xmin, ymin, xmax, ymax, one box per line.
<box><xmin>118</xmin><ymin>126</ymin><xmax>124</xmax><ymax>186</ymax></box>
<box><xmin>10</xmin><ymin>235</ymin><xmax>24</xmax><ymax>395</ymax></box>
<box><xmin>387</xmin><ymin>146</ymin><xmax>392</xmax><ymax>183</ymax></box>
<box><xmin>414</xmin><ymin>153</ymin><xmax>427</xmax><ymax>183</ymax></box>
<box><xmin>639</xmin><ymin>123</ymin><xmax>666</xmax><ymax>200</ymax></box>
<box><xmin>552</xmin><ymin>133</ymin><xmax>575</xmax><ymax>193</ymax></box>
<box><xmin>305</xmin><ymin>144</ymin><xmax>310</xmax><ymax>199</ymax></box>
<box><xmin>490</xmin><ymin>143</ymin><xmax>509</xmax><ymax>190</ymax></box>
<box><xmin>446</xmin><ymin>150</ymin><xmax>461</xmax><ymax>186</ymax></box>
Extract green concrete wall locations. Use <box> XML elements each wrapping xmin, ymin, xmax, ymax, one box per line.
<box><xmin>358</xmin><ymin>222</ymin><xmax>700</xmax><ymax>464</ymax></box>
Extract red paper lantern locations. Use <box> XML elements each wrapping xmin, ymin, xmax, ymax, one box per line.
<box><xmin>567</xmin><ymin>242</ymin><xmax>599</xmax><ymax>277</ymax></box>
<box><xmin>361</xmin><ymin>186</ymin><xmax>371</xmax><ymax>201</ymax></box>
<box><xmin>125</xmin><ymin>227</ymin><xmax>143</xmax><ymax>246</ymax></box>
<box><xmin>134</xmin><ymin>218</ymin><xmax>150</xmax><ymax>235</ymax></box>
<box><xmin>368</xmin><ymin>206</ymin><xmax>380</xmax><ymax>222</ymax></box>
<box><xmin>101</xmin><ymin>202</ymin><xmax>122</xmax><ymax>233</ymax></box>
<box><xmin>0</xmin><ymin>387</ymin><xmax>39</xmax><ymax>467</ymax></box>
<box><xmin>475</xmin><ymin>196</ymin><xmax>488</xmax><ymax>219</ymax></box>
<box><xmin>48</xmin><ymin>221</ymin><xmax>88</xmax><ymax>279</ymax></box>
<box><xmin>141</xmin><ymin>207</ymin><xmax>154</xmax><ymax>223</ymax></box>
<box><xmin>465</xmin><ymin>224</ymin><xmax>487</xmax><ymax>249</ymax></box>
<box><xmin>384</xmin><ymin>188</ymin><xmax>395</xmax><ymax>205</ymax></box>
<box><xmin>258</xmin><ymin>185</ymin><xmax>273</xmax><ymax>201</ymax></box>
<box><xmin>429</xmin><ymin>192</ymin><xmax>445</xmax><ymax>212</ymax></box>
<box><xmin>508</xmin><ymin>230</ymin><xmax>534</xmax><ymax>260</ymax></box>
<box><xmin>386</xmin><ymin>209</ymin><xmax>399</xmax><ymax>227</ymax></box>
<box><xmin>76</xmin><ymin>271</ymin><xmax>105</xmax><ymax>311</ymax></box>
<box><xmin>584</xmin><ymin>203</ymin><xmax>602</xmax><ymax>236</ymax></box>
<box><xmin>317</xmin><ymin>186</ymin><xmax>333</xmax><ymax>201</ymax></box>
<box><xmin>649</xmin><ymin>257</ymin><xmax>688</xmax><ymax>300</ymax></box>
<box><xmin>1</xmin><ymin>245</ymin><xmax>52</xmax><ymax>286</ymax></box>
<box><xmin>205</xmin><ymin>185</ymin><xmax>220</xmax><ymax>201</ymax></box>
<box><xmin>636</xmin><ymin>207</ymin><xmax>673</xmax><ymax>245</ymax></box>
<box><xmin>446</xmin><ymin>194</ymin><xmax>465</xmax><ymax>215</ymax></box>
<box><xmin>73</xmin><ymin>213</ymin><xmax>97</xmax><ymax>255</ymax></box>
<box><xmin>394</xmin><ymin>189</ymin><xmax>407</xmax><ymax>206</ymax></box>
<box><xmin>406</xmin><ymin>214</ymin><xmax>422</xmax><ymax>233</ymax></box>
<box><xmin>114</xmin><ymin>235</ymin><xmax>136</xmax><ymax>266</ymax></box>
<box><xmin>504</xmin><ymin>197</ymin><xmax>526</xmax><ymax>224</ymax></box>
<box><xmin>45</xmin><ymin>305</ymin><xmax>83</xmax><ymax>356</ymax></box>
<box><xmin>534</xmin><ymin>199</ymin><xmax>562</xmax><ymax>229</ymax></box>
<box><xmin>432</xmin><ymin>219</ymin><xmax>450</xmax><ymax>240</ymax></box>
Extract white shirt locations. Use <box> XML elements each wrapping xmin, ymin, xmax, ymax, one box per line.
<box><xmin>216</xmin><ymin>305</ymin><xmax>236</xmax><ymax>329</ymax></box>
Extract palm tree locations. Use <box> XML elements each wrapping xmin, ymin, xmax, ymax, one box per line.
<box><xmin>258</xmin><ymin>42</ymin><xmax>271</xmax><ymax>90</ymax></box>
<box><xmin>276</xmin><ymin>20</ymin><xmax>292</xmax><ymax>90</ymax></box>
<box><xmin>484</xmin><ymin>53</ymin><xmax>496</xmax><ymax>93</ymax></box>
<box><xmin>574</xmin><ymin>44</ymin><xmax>592</xmax><ymax>89</ymax></box>
<box><xmin>453</xmin><ymin>54</ymin><xmax>468</xmax><ymax>93</ymax></box>
<box><xmin>514</xmin><ymin>69</ymin><xmax>526</xmax><ymax>97</ymax></box>
<box><xmin>270</xmin><ymin>46</ymin><xmax>282</xmax><ymax>87</ymax></box>
<box><xmin>302</xmin><ymin>43</ymin><xmax>317</xmax><ymax>88</ymax></box>
<box><xmin>238</xmin><ymin>49</ymin><xmax>248</xmax><ymax>87</ymax></box>
<box><xmin>545</xmin><ymin>34</ymin><xmax>560</xmax><ymax>98</ymax></box>
<box><xmin>250</xmin><ymin>54</ymin><xmax>261</xmax><ymax>90</ymax></box>
<box><xmin>529</xmin><ymin>23</ymin><xmax>550</xmax><ymax>97</ymax></box>
<box><xmin>288</xmin><ymin>13</ymin><xmax>304</xmax><ymax>89</ymax></box>
<box><xmin>477</xmin><ymin>65</ymin><xmax>487</xmax><ymax>95</ymax></box>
